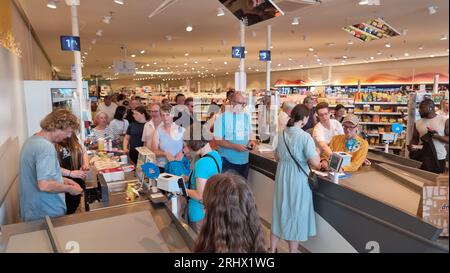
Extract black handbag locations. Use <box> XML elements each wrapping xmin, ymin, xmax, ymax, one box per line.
<box><xmin>283</xmin><ymin>131</ymin><xmax>319</xmax><ymax>191</ymax></box>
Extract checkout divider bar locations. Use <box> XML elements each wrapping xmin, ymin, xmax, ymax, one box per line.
<box><xmin>44</xmin><ymin>216</ymin><xmax>63</xmax><ymax>253</ymax></box>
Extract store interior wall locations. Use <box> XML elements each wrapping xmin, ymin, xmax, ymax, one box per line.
<box><xmin>0</xmin><ymin>0</ymin><xmax>53</xmax><ymax>225</ymax></box>
<box><xmin>116</xmin><ymin>56</ymin><xmax>448</xmax><ymax>92</ymax></box>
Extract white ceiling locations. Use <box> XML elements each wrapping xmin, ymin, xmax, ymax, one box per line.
<box><xmin>18</xmin><ymin>0</ymin><xmax>449</xmax><ymax>81</ymax></box>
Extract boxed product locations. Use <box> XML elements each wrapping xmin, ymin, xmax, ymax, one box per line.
<box><xmin>98</xmin><ymin>167</ymin><xmax>125</xmax><ymax>182</ymax></box>
<box><xmin>422</xmin><ymin>175</ymin><xmax>449</xmax><ymax>237</ymax></box>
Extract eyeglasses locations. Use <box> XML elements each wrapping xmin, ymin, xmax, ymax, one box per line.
<box><xmin>343</xmin><ymin>124</ymin><xmax>358</xmax><ymax>130</ymax></box>
<box><xmin>232</xmin><ymin>100</ymin><xmax>246</xmax><ymax>106</ymax></box>
<box><xmin>150</xmin><ymin>110</ymin><xmax>160</xmax><ymax>113</ymax></box>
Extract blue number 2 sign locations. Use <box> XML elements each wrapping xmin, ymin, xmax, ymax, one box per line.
<box><xmin>232</xmin><ymin>46</ymin><xmax>245</xmax><ymax>59</ymax></box>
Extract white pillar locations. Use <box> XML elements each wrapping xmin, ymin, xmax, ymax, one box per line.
<box><xmin>433</xmin><ymin>74</ymin><xmax>440</xmax><ymax>93</ymax></box>
<box><xmin>68</xmin><ymin>2</ymin><xmax>85</xmax><ymax>140</ymax></box>
<box><xmin>239</xmin><ymin>20</ymin><xmax>246</xmax><ymax>92</ymax></box>
<box><xmin>266</xmin><ymin>25</ymin><xmax>271</xmax><ymax>95</ymax></box>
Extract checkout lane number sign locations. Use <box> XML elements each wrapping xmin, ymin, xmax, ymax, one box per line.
<box><xmin>60</xmin><ymin>36</ymin><xmax>81</xmax><ymax>51</ymax></box>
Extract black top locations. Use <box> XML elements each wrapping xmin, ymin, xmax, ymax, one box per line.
<box><xmin>302</xmin><ymin>110</ymin><xmax>316</xmax><ymax>131</ymax></box>
<box><xmin>125</xmin><ymin>109</ymin><xmax>136</xmax><ymax>124</ymax></box>
<box><xmin>126</xmin><ymin>122</ymin><xmax>145</xmax><ymax>149</ymax></box>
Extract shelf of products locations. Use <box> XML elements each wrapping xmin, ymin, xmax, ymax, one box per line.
<box><xmin>355</xmin><ymin>112</ymin><xmax>403</xmax><ymax>116</ymax></box>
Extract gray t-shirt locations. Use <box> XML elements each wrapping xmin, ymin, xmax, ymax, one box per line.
<box><xmin>19</xmin><ymin>135</ymin><xmax>66</xmax><ymax>222</ymax></box>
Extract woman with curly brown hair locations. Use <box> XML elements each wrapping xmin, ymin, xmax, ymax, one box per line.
<box><xmin>193</xmin><ymin>173</ymin><xmax>266</xmax><ymax>253</ymax></box>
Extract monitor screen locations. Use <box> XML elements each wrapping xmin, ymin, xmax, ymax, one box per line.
<box><xmin>259</xmin><ymin>50</ymin><xmax>271</xmax><ymax>61</ymax></box>
<box><xmin>232</xmin><ymin>46</ymin><xmax>245</xmax><ymax>58</ymax></box>
<box><xmin>60</xmin><ymin>36</ymin><xmax>81</xmax><ymax>51</ymax></box>
<box><xmin>219</xmin><ymin>0</ymin><xmax>283</xmax><ymax>26</ymax></box>
<box><xmin>329</xmin><ymin>153</ymin><xmax>343</xmax><ymax>172</ymax></box>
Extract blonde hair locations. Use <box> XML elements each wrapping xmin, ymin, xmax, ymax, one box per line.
<box><xmin>94</xmin><ymin>111</ymin><xmax>109</xmax><ymax>126</ymax></box>
<box><xmin>40</xmin><ymin>108</ymin><xmax>79</xmax><ymax>132</ymax></box>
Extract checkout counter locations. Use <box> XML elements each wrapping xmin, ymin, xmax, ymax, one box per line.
<box><xmin>248</xmin><ymin>149</ymin><xmax>449</xmax><ymax>253</ymax></box>
<box><xmin>0</xmin><ymin>158</ymin><xmax>197</xmax><ymax>253</ymax></box>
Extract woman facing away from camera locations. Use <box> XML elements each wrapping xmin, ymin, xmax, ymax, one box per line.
<box><xmin>193</xmin><ymin>173</ymin><xmax>266</xmax><ymax>253</ymax></box>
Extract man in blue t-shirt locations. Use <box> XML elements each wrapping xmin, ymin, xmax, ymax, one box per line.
<box><xmin>19</xmin><ymin>109</ymin><xmax>83</xmax><ymax>222</ymax></box>
<box><xmin>214</xmin><ymin>92</ymin><xmax>256</xmax><ymax>179</ymax></box>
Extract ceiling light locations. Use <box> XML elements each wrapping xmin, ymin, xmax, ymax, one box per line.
<box><xmin>404</xmin><ymin>53</ymin><xmax>409</xmax><ymax>57</ymax></box>
<box><xmin>184</xmin><ymin>53</ymin><xmax>189</xmax><ymax>56</ymax></box>
<box><xmin>217</xmin><ymin>7</ymin><xmax>225</xmax><ymax>16</ymax></box>
<box><xmin>291</xmin><ymin>17</ymin><xmax>300</xmax><ymax>25</ymax></box>
<box><xmin>140</xmin><ymin>50</ymin><xmax>145</xmax><ymax>54</ymax></box>
<box><xmin>288</xmin><ymin>57</ymin><xmax>293</xmax><ymax>61</ymax></box>
<box><xmin>440</xmin><ymin>34</ymin><xmax>448</xmax><ymax>41</ymax></box>
<box><xmin>224</xmin><ymin>61</ymin><xmax>228</xmax><ymax>65</ymax></box>
<box><xmin>316</xmin><ymin>59</ymin><xmax>321</xmax><ymax>62</ymax></box>
<box><xmin>370</xmin><ymin>56</ymin><xmax>375</xmax><ymax>60</ymax></box>
<box><xmin>184</xmin><ymin>63</ymin><xmax>188</xmax><ymax>66</ymax></box>
<box><xmin>146</xmin><ymin>64</ymin><xmax>150</xmax><ymax>67</ymax></box>
<box><xmin>358</xmin><ymin>0</ymin><xmax>369</xmax><ymax>4</ymax></box>
<box><xmin>194</xmin><ymin>60</ymin><xmax>198</xmax><ymax>64</ymax></box>
<box><xmin>114</xmin><ymin>0</ymin><xmax>124</xmax><ymax>5</ymax></box>
<box><xmin>308</xmin><ymin>47</ymin><xmax>314</xmax><ymax>52</ymax></box>
<box><xmin>47</xmin><ymin>0</ymin><xmax>58</xmax><ymax>9</ymax></box>
<box><xmin>131</xmin><ymin>54</ymin><xmax>136</xmax><ymax>58</ymax></box>
<box><xmin>91</xmin><ymin>39</ymin><xmax>97</xmax><ymax>44</ymax></box>
<box><xmin>428</xmin><ymin>6</ymin><xmax>438</xmax><ymax>15</ymax></box>
<box><xmin>377</xmin><ymin>51</ymin><xmax>382</xmax><ymax>55</ymax></box>
<box><xmin>359</xmin><ymin>0</ymin><xmax>380</xmax><ymax>5</ymax></box>
<box><xmin>430</xmin><ymin>54</ymin><xmax>435</xmax><ymax>58</ymax></box>
<box><xmin>103</xmin><ymin>13</ymin><xmax>113</xmax><ymax>24</ymax></box>
<box><xmin>385</xmin><ymin>43</ymin><xmax>391</xmax><ymax>48</ymax></box>
<box><xmin>95</xmin><ymin>30</ymin><xmax>103</xmax><ymax>37</ymax></box>
<box><xmin>186</xmin><ymin>25</ymin><xmax>193</xmax><ymax>32</ymax></box>
<box><xmin>342</xmin><ymin>55</ymin><xmax>348</xmax><ymax>59</ymax></box>
<box><xmin>277</xmin><ymin>64</ymin><xmax>281</xmax><ymax>67</ymax></box>
<box><xmin>418</xmin><ymin>45</ymin><xmax>424</xmax><ymax>50</ymax></box>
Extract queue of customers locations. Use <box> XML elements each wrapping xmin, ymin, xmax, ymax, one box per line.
<box><xmin>18</xmin><ymin>90</ymin><xmax>448</xmax><ymax>253</ymax></box>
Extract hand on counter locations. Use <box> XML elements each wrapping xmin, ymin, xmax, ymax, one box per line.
<box><xmin>320</xmin><ymin>160</ymin><xmax>329</xmax><ymax>171</ymax></box>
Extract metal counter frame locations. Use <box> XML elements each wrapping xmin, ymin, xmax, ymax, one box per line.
<box><xmin>248</xmin><ymin>151</ymin><xmax>448</xmax><ymax>253</ymax></box>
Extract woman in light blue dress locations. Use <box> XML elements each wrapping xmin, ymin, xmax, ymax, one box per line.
<box><xmin>270</xmin><ymin>104</ymin><xmax>321</xmax><ymax>253</ymax></box>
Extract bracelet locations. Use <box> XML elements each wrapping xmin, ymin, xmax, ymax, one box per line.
<box><xmin>69</xmin><ymin>171</ymin><xmax>72</xmax><ymax>177</ymax></box>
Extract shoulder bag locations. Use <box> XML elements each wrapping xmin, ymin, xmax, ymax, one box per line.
<box><xmin>282</xmin><ymin>131</ymin><xmax>319</xmax><ymax>191</ymax></box>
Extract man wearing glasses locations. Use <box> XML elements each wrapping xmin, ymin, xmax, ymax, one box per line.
<box><xmin>320</xmin><ymin>114</ymin><xmax>368</xmax><ymax>172</ymax></box>
<box><xmin>214</xmin><ymin>92</ymin><xmax>256</xmax><ymax>179</ymax></box>
<box><xmin>142</xmin><ymin>103</ymin><xmax>162</xmax><ymax>149</ymax></box>
<box><xmin>312</xmin><ymin>102</ymin><xmax>344</xmax><ymax>157</ymax></box>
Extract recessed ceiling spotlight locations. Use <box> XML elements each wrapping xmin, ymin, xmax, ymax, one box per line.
<box><xmin>217</xmin><ymin>7</ymin><xmax>225</xmax><ymax>17</ymax></box>
<box><xmin>153</xmin><ymin>62</ymin><xmax>157</xmax><ymax>65</ymax></box>
<box><xmin>207</xmin><ymin>58</ymin><xmax>212</xmax><ymax>62</ymax></box>
<box><xmin>131</xmin><ymin>54</ymin><xmax>136</xmax><ymax>58</ymax></box>
<box><xmin>277</xmin><ymin>64</ymin><xmax>281</xmax><ymax>67</ymax></box>
<box><xmin>404</xmin><ymin>53</ymin><xmax>409</xmax><ymax>57</ymax></box>
<box><xmin>96</xmin><ymin>30</ymin><xmax>103</xmax><ymax>37</ymax></box>
<box><xmin>370</xmin><ymin>56</ymin><xmax>375</xmax><ymax>60</ymax></box>
<box><xmin>418</xmin><ymin>45</ymin><xmax>424</xmax><ymax>50</ymax></box>
<box><xmin>377</xmin><ymin>51</ymin><xmax>382</xmax><ymax>55</ymax></box>
<box><xmin>146</xmin><ymin>64</ymin><xmax>150</xmax><ymax>67</ymax></box>
<box><xmin>184</xmin><ymin>53</ymin><xmax>189</xmax><ymax>56</ymax></box>
<box><xmin>428</xmin><ymin>5</ymin><xmax>438</xmax><ymax>15</ymax></box>
<box><xmin>342</xmin><ymin>55</ymin><xmax>348</xmax><ymax>59</ymax></box>
<box><xmin>430</xmin><ymin>54</ymin><xmax>435</xmax><ymax>58</ymax></box>
<box><xmin>347</xmin><ymin>40</ymin><xmax>353</xmax><ymax>45</ymax></box>
<box><xmin>440</xmin><ymin>34</ymin><xmax>448</xmax><ymax>41</ymax></box>
<box><xmin>184</xmin><ymin>63</ymin><xmax>188</xmax><ymax>66</ymax></box>
<box><xmin>308</xmin><ymin>47</ymin><xmax>314</xmax><ymax>52</ymax></box>
<box><xmin>140</xmin><ymin>50</ymin><xmax>145</xmax><ymax>54</ymax></box>
<box><xmin>224</xmin><ymin>61</ymin><xmax>228</xmax><ymax>65</ymax></box>
<box><xmin>316</xmin><ymin>58</ymin><xmax>321</xmax><ymax>62</ymax></box>
<box><xmin>103</xmin><ymin>12</ymin><xmax>113</xmax><ymax>24</ymax></box>
<box><xmin>385</xmin><ymin>43</ymin><xmax>391</xmax><ymax>48</ymax></box>
<box><xmin>114</xmin><ymin>0</ymin><xmax>124</xmax><ymax>5</ymax></box>
<box><xmin>91</xmin><ymin>39</ymin><xmax>97</xmax><ymax>44</ymax></box>
<box><xmin>47</xmin><ymin>0</ymin><xmax>58</xmax><ymax>9</ymax></box>
<box><xmin>288</xmin><ymin>57</ymin><xmax>293</xmax><ymax>61</ymax></box>
<box><xmin>291</xmin><ymin>17</ymin><xmax>300</xmax><ymax>25</ymax></box>
<box><xmin>194</xmin><ymin>61</ymin><xmax>198</xmax><ymax>64</ymax></box>
<box><xmin>326</xmin><ymin>43</ymin><xmax>336</xmax><ymax>47</ymax></box>
<box><xmin>186</xmin><ymin>25</ymin><xmax>193</xmax><ymax>32</ymax></box>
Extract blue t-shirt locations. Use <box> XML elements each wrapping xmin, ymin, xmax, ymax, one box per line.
<box><xmin>19</xmin><ymin>135</ymin><xmax>66</xmax><ymax>222</ymax></box>
<box><xmin>188</xmin><ymin>151</ymin><xmax>222</xmax><ymax>222</ymax></box>
<box><xmin>213</xmin><ymin>111</ymin><xmax>252</xmax><ymax>165</ymax></box>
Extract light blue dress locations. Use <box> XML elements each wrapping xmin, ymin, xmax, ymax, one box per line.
<box><xmin>272</xmin><ymin>126</ymin><xmax>317</xmax><ymax>242</ymax></box>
